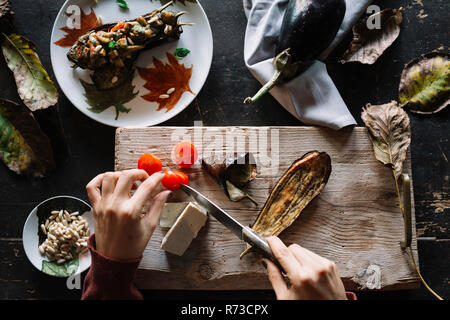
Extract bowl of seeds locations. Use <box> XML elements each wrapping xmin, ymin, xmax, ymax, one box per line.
<box><xmin>22</xmin><ymin>196</ymin><xmax>94</xmax><ymax>277</ymax></box>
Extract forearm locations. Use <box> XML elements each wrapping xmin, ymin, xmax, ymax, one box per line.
<box><xmin>81</xmin><ymin>234</ymin><xmax>143</xmax><ymax>300</ymax></box>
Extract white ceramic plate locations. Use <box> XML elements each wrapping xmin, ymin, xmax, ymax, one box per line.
<box><xmin>23</xmin><ymin>196</ymin><xmax>94</xmax><ymax>277</ymax></box>
<box><xmin>50</xmin><ymin>0</ymin><xmax>213</xmax><ymax>127</ymax></box>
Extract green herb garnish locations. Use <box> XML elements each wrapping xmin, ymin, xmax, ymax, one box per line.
<box><xmin>174</xmin><ymin>47</ymin><xmax>191</xmax><ymax>58</ymax></box>
<box><xmin>116</xmin><ymin>0</ymin><xmax>129</xmax><ymax>9</ymax></box>
<box><xmin>108</xmin><ymin>40</ymin><xmax>116</xmax><ymax>49</ymax></box>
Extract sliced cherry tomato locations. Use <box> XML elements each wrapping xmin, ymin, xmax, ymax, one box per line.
<box><xmin>162</xmin><ymin>169</ymin><xmax>182</xmax><ymax>191</ymax></box>
<box><xmin>138</xmin><ymin>153</ymin><xmax>162</xmax><ymax>176</ymax></box>
<box><xmin>173</xmin><ymin>142</ymin><xmax>198</xmax><ymax>168</ymax></box>
<box><xmin>174</xmin><ymin>171</ymin><xmax>189</xmax><ymax>185</ymax></box>
<box><xmin>111</xmin><ymin>21</ymin><xmax>125</xmax><ymax>32</ymax></box>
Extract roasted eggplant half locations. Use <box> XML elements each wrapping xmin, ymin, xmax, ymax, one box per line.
<box><xmin>240</xmin><ymin>151</ymin><xmax>331</xmax><ymax>258</ymax></box>
<box><xmin>67</xmin><ymin>1</ymin><xmax>192</xmax><ymax>89</ymax></box>
<box><xmin>244</xmin><ymin>0</ymin><xmax>346</xmax><ymax>103</ymax></box>
<box><xmin>202</xmin><ymin>153</ymin><xmax>258</xmax><ymax>204</ymax></box>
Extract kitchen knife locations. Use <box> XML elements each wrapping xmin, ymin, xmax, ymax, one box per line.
<box><xmin>179</xmin><ymin>184</ymin><xmax>284</xmax><ymax>272</ymax></box>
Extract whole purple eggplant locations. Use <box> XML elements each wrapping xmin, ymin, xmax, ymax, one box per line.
<box><xmin>244</xmin><ymin>0</ymin><xmax>346</xmax><ymax>104</ymax></box>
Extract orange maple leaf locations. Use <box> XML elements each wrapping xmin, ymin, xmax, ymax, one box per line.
<box><xmin>54</xmin><ymin>8</ymin><xmax>101</xmax><ymax>48</ymax></box>
<box><xmin>137</xmin><ymin>53</ymin><xmax>194</xmax><ymax>112</ymax></box>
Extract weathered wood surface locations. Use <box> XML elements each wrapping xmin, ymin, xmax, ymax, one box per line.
<box><xmin>115</xmin><ymin>126</ymin><xmax>420</xmax><ymax>290</ymax></box>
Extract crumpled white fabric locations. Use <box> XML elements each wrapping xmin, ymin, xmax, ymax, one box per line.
<box><xmin>244</xmin><ymin>0</ymin><xmax>372</xmax><ymax>129</ymax></box>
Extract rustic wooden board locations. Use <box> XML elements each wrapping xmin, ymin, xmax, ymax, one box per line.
<box><xmin>115</xmin><ymin>126</ymin><xmax>420</xmax><ymax>290</ymax></box>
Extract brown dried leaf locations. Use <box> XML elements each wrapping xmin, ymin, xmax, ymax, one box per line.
<box><xmin>361</xmin><ymin>101</ymin><xmax>411</xmax><ymax>179</ymax></box>
<box><xmin>137</xmin><ymin>53</ymin><xmax>193</xmax><ymax>112</ymax></box>
<box><xmin>54</xmin><ymin>8</ymin><xmax>100</xmax><ymax>48</ymax></box>
<box><xmin>341</xmin><ymin>8</ymin><xmax>402</xmax><ymax>65</ymax></box>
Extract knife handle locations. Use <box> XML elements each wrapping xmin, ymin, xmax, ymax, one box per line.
<box><xmin>242</xmin><ymin>227</ymin><xmax>285</xmax><ymax>273</ymax></box>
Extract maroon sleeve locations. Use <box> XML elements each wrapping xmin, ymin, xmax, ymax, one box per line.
<box><xmin>81</xmin><ymin>234</ymin><xmax>143</xmax><ymax>300</ymax></box>
<box><xmin>345</xmin><ymin>292</ymin><xmax>357</xmax><ymax>300</ymax></box>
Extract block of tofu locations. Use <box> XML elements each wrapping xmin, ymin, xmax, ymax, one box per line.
<box><xmin>159</xmin><ymin>202</ymin><xmax>189</xmax><ymax>228</ymax></box>
<box><xmin>161</xmin><ymin>202</ymin><xmax>208</xmax><ymax>256</ymax></box>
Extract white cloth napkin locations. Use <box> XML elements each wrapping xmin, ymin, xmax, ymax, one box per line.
<box><xmin>244</xmin><ymin>0</ymin><xmax>372</xmax><ymax>129</ymax></box>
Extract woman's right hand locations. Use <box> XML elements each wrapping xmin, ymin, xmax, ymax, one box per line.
<box><xmin>264</xmin><ymin>236</ymin><xmax>347</xmax><ymax>300</ymax></box>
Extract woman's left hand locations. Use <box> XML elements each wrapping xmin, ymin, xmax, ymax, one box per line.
<box><xmin>86</xmin><ymin>169</ymin><xmax>171</xmax><ymax>261</ymax></box>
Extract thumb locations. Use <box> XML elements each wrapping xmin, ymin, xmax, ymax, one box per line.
<box><xmin>143</xmin><ymin>190</ymin><xmax>171</xmax><ymax>233</ymax></box>
<box><xmin>263</xmin><ymin>258</ymin><xmax>289</xmax><ymax>299</ymax></box>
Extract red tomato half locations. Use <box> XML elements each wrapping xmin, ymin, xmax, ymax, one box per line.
<box><xmin>173</xmin><ymin>142</ymin><xmax>198</xmax><ymax>168</ymax></box>
<box><xmin>138</xmin><ymin>153</ymin><xmax>163</xmax><ymax>176</ymax></box>
<box><xmin>162</xmin><ymin>169</ymin><xmax>182</xmax><ymax>191</ymax></box>
<box><xmin>174</xmin><ymin>171</ymin><xmax>189</xmax><ymax>185</ymax></box>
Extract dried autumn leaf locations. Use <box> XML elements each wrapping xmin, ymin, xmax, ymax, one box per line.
<box><xmin>80</xmin><ymin>75</ymin><xmax>138</xmax><ymax>120</ymax></box>
<box><xmin>399</xmin><ymin>51</ymin><xmax>450</xmax><ymax>114</ymax></box>
<box><xmin>361</xmin><ymin>101</ymin><xmax>410</xmax><ymax>180</ymax></box>
<box><xmin>341</xmin><ymin>8</ymin><xmax>402</xmax><ymax>64</ymax></box>
<box><xmin>0</xmin><ymin>0</ymin><xmax>13</xmax><ymax>33</ymax></box>
<box><xmin>241</xmin><ymin>151</ymin><xmax>331</xmax><ymax>258</ymax></box>
<box><xmin>1</xmin><ymin>33</ymin><xmax>58</xmax><ymax>111</ymax></box>
<box><xmin>54</xmin><ymin>7</ymin><xmax>101</xmax><ymax>48</ymax></box>
<box><xmin>0</xmin><ymin>99</ymin><xmax>55</xmax><ymax>177</ymax></box>
<box><xmin>137</xmin><ymin>53</ymin><xmax>194</xmax><ymax>112</ymax></box>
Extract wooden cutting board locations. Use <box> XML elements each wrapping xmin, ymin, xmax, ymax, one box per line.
<box><xmin>115</xmin><ymin>126</ymin><xmax>419</xmax><ymax>290</ymax></box>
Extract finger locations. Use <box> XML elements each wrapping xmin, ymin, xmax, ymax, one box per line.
<box><xmin>289</xmin><ymin>244</ymin><xmax>317</xmax><ymax>268</ymax></box>
<box><xmin>263</xmin><ymin>258</ymin><xmax>289</xmax><ymax>299</ymax></box>
<box><xmin>143</xmin><ymin>190</ymin><xmax>171</xmax><ymax>231</ymax></box>
<box><xmin>114</xmin><ymin>169</ymin><xmax>149</xmax><ymax>197</ymax></box>
<box><xmin>101</xmin><ymin>172</ymin><xmax>120</xmax><ymax>197</ymax></box>
<box><xmin>266</xmin><ymin>236</ymin><xmax>302</xmax><ymax>278</ymax></box>
<box><xmin>86</xmin><ymin>173</ymin><xmax>104</xmax><ymax>208</ymax></box>
<box><xmin>132</xmin><ymin>172</ymin><xmax>164</xmax><ymax>209</ymax></box>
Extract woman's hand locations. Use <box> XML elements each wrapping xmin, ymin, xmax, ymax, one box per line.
<box><xmin>86</xmin><ymin>169</ymin><xmax>171</xmax><ymax>261</ymax></box>
<box><xmin>264</xmin><ymin>236</ymin><xmax>347</xmax><ymax>300</ymax></box>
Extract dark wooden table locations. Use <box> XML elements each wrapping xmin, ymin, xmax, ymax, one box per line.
<box><xmin>0</xmin><ymin>0</ymin><xmax>448</xmax><ymax>300</ymax></box>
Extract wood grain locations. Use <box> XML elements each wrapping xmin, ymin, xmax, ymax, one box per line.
<box><xmin>115</xmin><ymin>126</ymin><xmax>420</xmax><ymax>290</ymax></box>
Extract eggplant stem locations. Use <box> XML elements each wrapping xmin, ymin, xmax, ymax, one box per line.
<box><xmin>246</xmin><ymin>194</ymin><xmax>258</xmax><ymax>206</ymax></box>
<box><xmin>239</xmin><ymin>246</ymin><xmax>253</xmax><ymax>259</ymax></box>
<box><xmin>244</xmin><ymin>69</ymin><xmax>282</xmax><ymax>104</ymax></box>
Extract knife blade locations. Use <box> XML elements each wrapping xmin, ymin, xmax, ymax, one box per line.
<box><xmin>179</xmin><ymin>184</ymin><xmax>284</xmax><ymax>272</ymax></box>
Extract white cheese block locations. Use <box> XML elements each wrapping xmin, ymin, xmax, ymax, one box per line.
<box><xmin>161</xmin><ymin>202</ymin><xmax>208</xmax><ymax>256</ymax></box>
<box><xmin>159</xmin><ymin>202</ymin><xmax>189</xmax><ymax>228</ymax></box>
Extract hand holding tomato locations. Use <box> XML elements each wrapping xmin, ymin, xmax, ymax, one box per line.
<box><xmin>161</xmin><ymin>169</ymin><xmax>189</xmax><ymax>191</ymax></box>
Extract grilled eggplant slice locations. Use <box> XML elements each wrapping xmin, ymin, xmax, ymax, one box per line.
<box><xmin>202</xmin><ymin>153</ymin><xmax>257</xmax><ymax>203</ymax></box>
<box><xmin>240</xmin><ymin>151</ymin><xmax>331</xmax><ymax>258</ymax></box>
<box><xmin>67</xmin><ymin>1</ymin><xmax>187</xmax><ymax>72</ymax></box>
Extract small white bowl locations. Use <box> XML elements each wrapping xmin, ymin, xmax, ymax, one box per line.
<box><xmin>23</xmin><ymin>196</ymin><xmax>95</xmax><ymax>277</ymax></box>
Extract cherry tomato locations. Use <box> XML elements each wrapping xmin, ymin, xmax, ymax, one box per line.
<box><xmin>138</xmin><ymin>153</ymin><xmax>162</xmax><ymax>176</ymax></box>
<box><xmin>162</xmin><ymin>169</ymin><xmax>182</xmax><ymax>191</ymax></box>
<box><xmin>174</xmin><ymin>171</ymin><xmax>189</xmax><ymax>185</ymax></box>
<box><xmin>173</xmin><ymin>142</ymin><xmax>198</xmax><ymax>168</ymax></box>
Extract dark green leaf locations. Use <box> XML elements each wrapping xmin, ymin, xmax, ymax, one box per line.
<box><xmin>116</xmin><ymin>0</ymin><xmax>129</xmax><ymax>9</ymax></box>
<box><xmin>0</xmin><ymin>99</ymin><xmax>55</xmax><ymax>177</ymax></box>
<box><xmin>42</xmin><ymin>259</ymin><xmax>79</xmax><ymax>277</ymax></box>
<box><xmin>174</xmin><ymin>47</ymin><xmax>190</xmax><ymax>58</ymax></box>
<box><xmin>108</xmin><ymin>40</ymin><xmax>116</xmax><ymax>49</ymax></box>
<box><xmin>80</xmin><ymin>74</ymin><xmax>138</xmax><ymax>119</ymax></box>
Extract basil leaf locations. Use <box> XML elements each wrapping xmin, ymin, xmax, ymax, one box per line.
<box><xmin>108</xmin><ymin>40</ymin><xmax>116</xmax><ymax>49</ymax></box>
<box><xmin>174</xmin><ymin>47</ymin><xmax>190</xmax><ymax>58</ymax></box>
<box><xmin>116</xmin><ymin>0</ymin><xmax>129</xmax><ymax>9</ymax></box>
